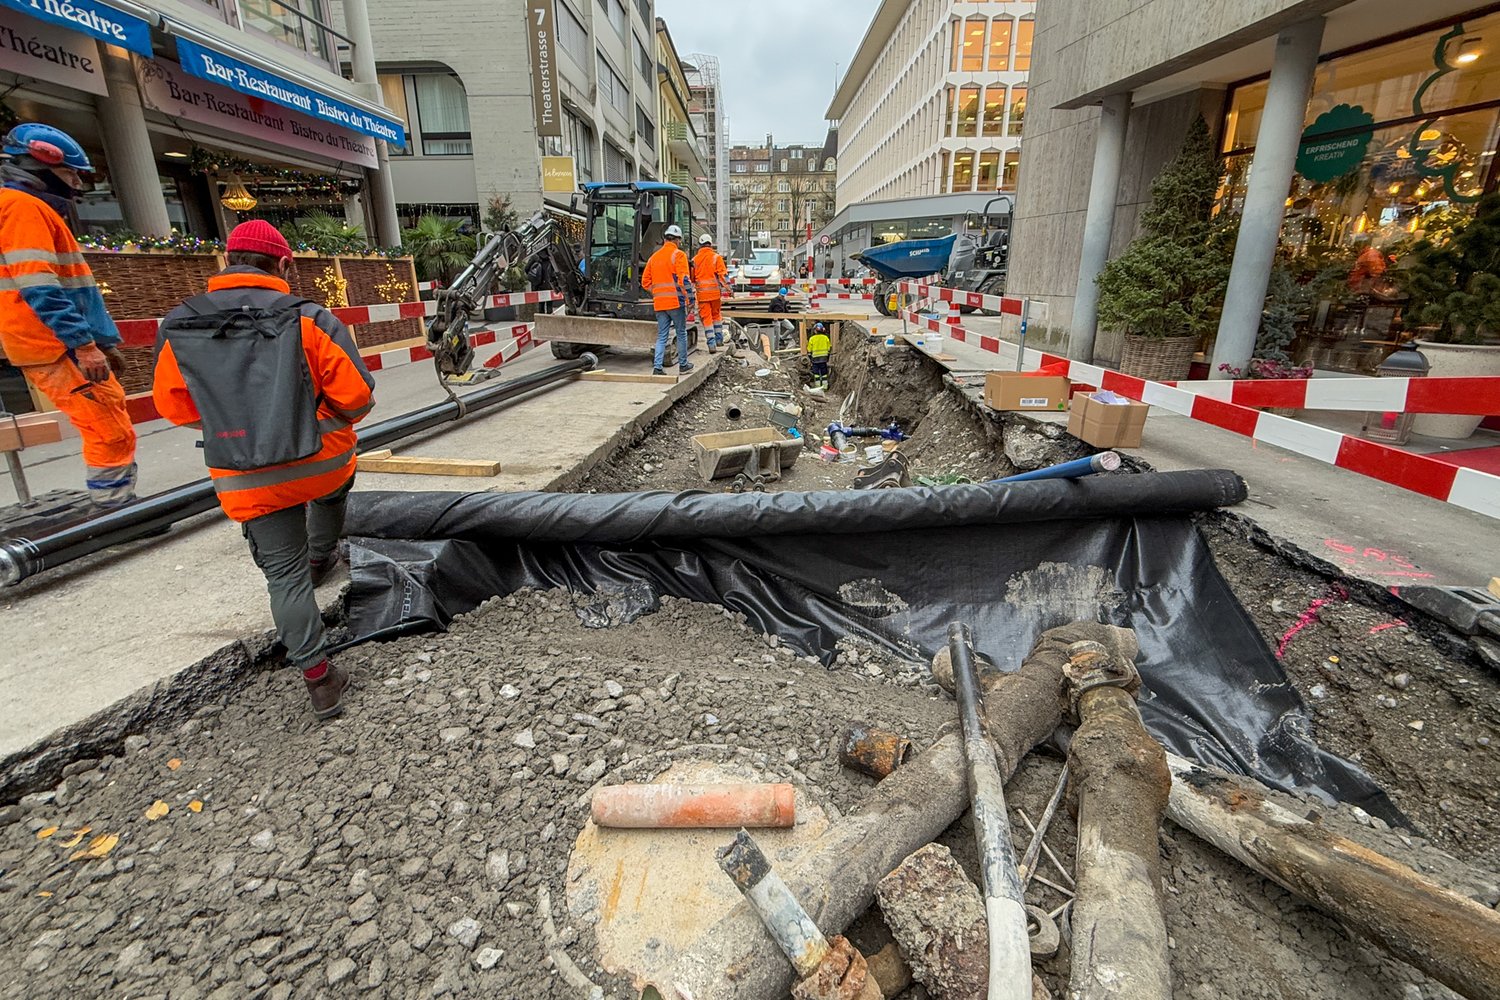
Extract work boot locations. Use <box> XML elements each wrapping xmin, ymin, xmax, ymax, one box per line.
<box><xmin>652</xmin><ymin>367</ymin><xmax>665</xmax><ymax>376</ymax></box>
<box><xmin>679</xmin><ymin>361</ymin><xmax>695</xmax><ymax>375</ymax></box>
<box><xmin>708</xmin><ymin>342</ymin><xmax>718</xmax><ymax>354</ymax></box>
<box><xmin>303</xmin><ymin>660</ymin><xmax>349</xmax><ymax>720</ymax></box>
<box><xmin>309</xmin><ymin>551</ymin><xmax>342</xmax><ymax>588</ymax></box>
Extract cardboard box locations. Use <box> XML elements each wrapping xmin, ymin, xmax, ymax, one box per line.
<box><xmin>984</xmin><ymin>373</ymin><xmax>1072</xmax><ymax>413</ymax></box>
<box><xmin>1068</xmin><ymin>394</ymin><xmax>1149</xmax><ymax>448</ymax></box>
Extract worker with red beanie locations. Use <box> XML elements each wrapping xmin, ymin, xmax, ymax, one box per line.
<box><xmin>152</xmin><ymin>219</ymin><xmax>375</xmax><ymax>720</ymax></box>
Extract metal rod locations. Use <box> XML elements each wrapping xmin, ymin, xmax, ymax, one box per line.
<box><xmin>948</xmin><ymin>621</ymin><xmax>1031</xmax><ymax>1000</ymax></box>
<box><xmin>718</xmin><ymin>828</ymin><xmax>829</xmax><ymax>979</ymax></box>
<box><xmin>1018</xmin><ymin>808</ymin><xmax>1075</xmax><ymax>888</ymax></box>
<box><xmin>4</xmin><ymin>451</ymin><xmax>31</xmax><ymax>505</ymax></box>
<box><xmin>0</xmin><ymin>354</ymin><xmax>596</xmax><ymax>587</ymax></box>
<box><xmin>1018</xmin><ymin>765</ymin><xmax>1069</xmax><ymax>890</ymax></box>
<box><xmin>1015</xmin><ymin>298</ymin><xmax>1031</xmax><ymax>372</ymax></box>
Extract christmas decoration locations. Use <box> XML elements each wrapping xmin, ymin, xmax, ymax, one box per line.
<box><xmin>312</xmin><ymin>266</ymin><xmax>349</xmax><ymax>309</ymax></box>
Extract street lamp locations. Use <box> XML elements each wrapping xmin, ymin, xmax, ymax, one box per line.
<box><xmin>1361</xmin><ymin>344</ymin><xmax>1430</xmax><ymax>445</ymax></box>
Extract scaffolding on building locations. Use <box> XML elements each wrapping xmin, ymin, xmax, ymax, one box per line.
<box><xmin>685</xmin><ymin>54</ymin><xmax>730</xmax><ymax>246</ymax></box>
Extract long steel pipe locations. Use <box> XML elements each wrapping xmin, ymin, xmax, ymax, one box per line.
<box><xmin>0</xmin><ymin>354</ymin><xmax>597</xmax><ymax>586</ymax></box>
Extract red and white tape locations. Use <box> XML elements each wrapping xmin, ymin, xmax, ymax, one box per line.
<box><xmin>899</xmin><ymin>280</ymin><xmax>1024</xmax><ymax>318</ymax></box>
<box><xmin>902</xmin><ymin>312</ymin><xmax>1500</xmax><ymax>518</ymax></box>
<box><xmin>115</xmin><ymin>290</ymin><xmax>559</xmax><ymax>349</ymax></box>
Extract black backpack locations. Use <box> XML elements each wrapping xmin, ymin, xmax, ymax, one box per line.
<box><xmin>162</xmin><ymin>292</ymin><xmax>323</xmax><ymax>471</ymax></box>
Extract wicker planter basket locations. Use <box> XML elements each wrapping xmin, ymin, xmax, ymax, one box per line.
<box><xmin>1119</xmin><ymin>334</ymin><xmax>1198</xmax><ymax>381</ymax></box>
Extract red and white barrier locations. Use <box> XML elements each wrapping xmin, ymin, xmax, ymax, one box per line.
<box><xmin>114</xmin><ymin>290</ymin><xmax>559</xmax><ymax>349</ymax></box>
<box><xmin>796</xmin><ymin>277</ymin><xmax>881</xmax><ymax>289</ymax></box>
<box><xmin>899</xmin><ymin>279</ymin><xmax>1024</xmax><ymax>318</ymax></box>
<box><xmin>1170</xmin><ymin>374</ymin><xmax>1500</xmax><ymax>416</ymax></box>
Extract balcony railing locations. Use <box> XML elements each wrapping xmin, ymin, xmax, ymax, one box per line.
<box><xmin>235</xmin><ymin>0</ymin><xmax>353</xmax><ymax>75</ymax></box>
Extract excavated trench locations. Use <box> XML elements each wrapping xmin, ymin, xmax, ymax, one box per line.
<box><xmin>1</xmin><ymin>332</ymin><xmax>1497</xmax><ymax>1000</ymax></box>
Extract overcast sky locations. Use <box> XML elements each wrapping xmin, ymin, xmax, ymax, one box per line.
<box><xmin>655</xmin><ymin>0</ymin><xmax>874</xmax><ymax>145</ymax></box>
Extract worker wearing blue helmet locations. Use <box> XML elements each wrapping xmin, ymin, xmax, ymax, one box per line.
<box><xmin>1</xmin><ymin>123</ymin><xmax>137</xmax><ymax>506</ymax></box>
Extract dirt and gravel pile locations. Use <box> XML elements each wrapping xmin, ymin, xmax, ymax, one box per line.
<box><xmin>1</xmin><ymin>584</ymin><xmax>1496</xmax><ymax>1000</ymax></box>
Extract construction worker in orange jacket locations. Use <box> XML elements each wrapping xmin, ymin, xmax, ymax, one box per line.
<box><xmin>641</xmin><ymin>224</ymin><xmax>694</xmax><ymax>376</ymax></box>
<box><xmin>693</xmin><ymin>233</ymin><xmax>731</xmax><ymax>353</ymax></box>
<box><xmin>0</xmin><ymin>124</ymin><xmax>136</xmax><ymax>506</ymax></box>
<box><xmin>152</xmin><ymin>221</ymin><xmax>375</xmax><ymax>720</ymax></box>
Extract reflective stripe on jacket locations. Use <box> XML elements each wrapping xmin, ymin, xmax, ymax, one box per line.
<box><xmin>692</xmin><ymin>247</ymin><xmax>728</xmax><ymax>302</ymax></box>
<box><xmin>641</xmin><ymin>243</ymin><xmax>689</xmax><ymax>311</ymax></box>
<box><xmin>151</xmin><ymin>267</ymin><xmax>376</xmax><ymax>522</ymax></box>
<box><xmin>0</xmin><ymin>187</ymin><xmax>120</xmax><ymax>365</ymax></box>
<box><xmin>808</xmin><ymin>333</ymin><xmax>832</xmax><ymax>359</ymax></box>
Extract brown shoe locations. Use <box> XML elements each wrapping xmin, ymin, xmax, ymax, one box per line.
<box><xmin>303</xmin><ymin>661</ymin><xmax>349</xmax><ymax>720</ymax></box>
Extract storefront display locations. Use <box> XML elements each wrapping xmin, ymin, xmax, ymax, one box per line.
<box><xmin>1220</xmin><ymin>11</ymin><xmax>1499</xmax><ymax>372</ymax></box>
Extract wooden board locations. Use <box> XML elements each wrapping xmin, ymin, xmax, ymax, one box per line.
<box><xmin>0</xmin><ymin>413</ymin><xmax>65</xmax><ymax>452</ymax></box>
<box><xmin>577</xmin><ymin>371</ymin><xmax>679</xmax><ymax>384</ymax></box>
<box><xmin>356</xmin><ymin>449</ymin><xmax>501</xmax><ymax>477</ymax></box>
<box><xmin>1489</xmin><ymin>577</ymin><xmax>1500</xmax><ymax>601</ymax></box>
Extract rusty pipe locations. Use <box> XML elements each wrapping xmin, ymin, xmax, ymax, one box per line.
<box><xmin>592</xmin><ymin>783</ymin><xmax>795</xmax><ymax>829</ymax></box>
<box><xmin>837</xmin><ymin>723</ymin><xmax>912</xmax><ymax>779</ymax></box>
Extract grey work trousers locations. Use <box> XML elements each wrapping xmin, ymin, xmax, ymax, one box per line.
<box><xmin>242</xmin><ymin>475</ymin><xmax>354</xmax><ymax>671</ymax></box>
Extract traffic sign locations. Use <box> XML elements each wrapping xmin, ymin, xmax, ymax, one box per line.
<box><xmin>819</xmin><ymin>235</ymin><xmax>831</xmax><ymax>247</ymax></box>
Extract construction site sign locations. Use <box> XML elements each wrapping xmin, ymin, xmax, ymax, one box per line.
<box><xmin>542</xmin><ymin>155</ymin><xmax>577</xmax><ymax>193</ymax></box>
<box><xmin>526</xmin><ymin>1</ymin><xmax>562</xmax><ymax>138</ymax></box>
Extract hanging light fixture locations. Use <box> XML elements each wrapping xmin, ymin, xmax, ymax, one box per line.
<box><xmin>220</xmin><ymin>174</ymin><xmax>257</xmax><ymax>213</ymax></box>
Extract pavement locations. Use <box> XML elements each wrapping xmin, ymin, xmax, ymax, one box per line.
<box><xmin>853</xmin><ymin>300</ymin><xmax>1500</xmax><ymax>590</ymax></box>
<box><xmin>0</xmin><ymin>338</ymin><xmax>719</xmax><ymax>759</ymax></box>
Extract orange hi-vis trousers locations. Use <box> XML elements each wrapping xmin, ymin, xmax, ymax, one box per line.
<box><xmin>22</xmin><ymin>356</ymin><xmax>138</xmax><ymax>505</ymax></box>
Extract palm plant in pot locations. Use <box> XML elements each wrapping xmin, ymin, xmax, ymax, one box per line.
<box><xmin>1096</xmin><ymin>116</ymin><xmax>1233</xmax><ymax>380</ymax></box>
<box><xmin>402</xmin><ymin>214</ymin><xmax>477</xmax><ymax>285</ymax></box>
<box><xmin>1401</xmin><ymin>191</ymin><xmax>1500</xmax><ymax>439</ymax></box>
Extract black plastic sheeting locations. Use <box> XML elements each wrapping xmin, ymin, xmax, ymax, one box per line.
<box><xmin>341</xmin><ymin>471</ymin><xmax>1398</xmax><ymax>820</ymax></box>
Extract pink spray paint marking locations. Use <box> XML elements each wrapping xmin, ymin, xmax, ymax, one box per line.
<box><xmin>1369</xmin><ymin>620</ymin><xmax>1407</xmax><ymax>634</ymax></box>
<box><xmin>1275</xmin><ymin>586</ymin><xmax>1349</xmax><ymax>660</ymax></box>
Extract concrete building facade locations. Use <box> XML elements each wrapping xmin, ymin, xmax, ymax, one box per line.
<box><xmin>345</xmin><ymin>0</ymin><xmax>661</xmax><ymax>227</ymax></box>
<box><xmin>684</xmin><ymin>54</ymin><xmax>729</xmax><ymax>245</ymax></box>
<box><xmin>727</xmin><ymin>134</ymin><xmax>838</xmax><ymax>262</ymax></box>
<box><xmin>828</xmin><ymin>0</ymin><xmax>1034</xmax><ymax>209</ymax></box>
<box><xmin>655</xmin><ymin>19</ymin><xmax>712</xmax><ymax>223</ymax></box>
<box><xmin>1010</xmin><ymin>0</ymin><xmax>1500</xmax><ymax>371</ymax></box>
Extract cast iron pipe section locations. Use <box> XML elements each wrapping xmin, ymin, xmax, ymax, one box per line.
<box><xmin>0</xmin><ymin>354</ymin><xmax>597</xmax><ymax>587</ymax></box>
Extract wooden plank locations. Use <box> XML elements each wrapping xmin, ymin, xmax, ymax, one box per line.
<box><xmin>1489</xmin><ymin>577</ymin><xmax>1500</xmax><ymax>601</ymax></box>
<box><xmin>577</xmin><ymin>371</ymin><xmax>679</xmax><ymax>384</ymax></box>
<box><xmin>0</xmin><ymin>412</ymin><xmax>66</xmax><ymax>452</ymax></box>
<box><xmin>356</xmin><ymin>453</ymin><xmax>501</xmax><ymax>477</ymax></box>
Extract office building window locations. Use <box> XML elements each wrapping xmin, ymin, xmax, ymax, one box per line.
<box><xmin>636</xmin><ymin>105</ymin><xmax>655</xmax><ymax>146</ymax></box>
<box><xmin>597</xmin><ymin>0</ymin><xmax>625</xmax><ymax>37</ymax></box>
<box><xmin>953</xmin><ymin>151</ymin><xmax>975</xmax><ymax>192</ymax></box>
<box><xmin>988</xmin><ymin>17</ymin><xmax>1011</xmax><ymax>72</ymax></box>
<box><xmin>378</xmin><ymin>75</ymin><xmax>411</xmax><ymax>156</ymax></box>
<box><xmin>939</xmin><ymin>151</ymin><xmax>951</xmax><ymax>194</ymax></box>
<box><xmin>977</xmin><ymin>151</ymin><xmax>1000</xmax><ymax>190</ymax></box>
<box><xmin>413</xmin><ymin>74</ymin><xmax>472</xmax><ymax>155</ymax></box>
<box><xmin>1008</xmin><ymin>86</ymin><xmax>1026</xmax><ymax>136</ymax></box>
<box><xmin>957</xmin><ymin>85</ymin><xmax>980</xmax><ymax>139</ymax></box>
<box><xmin>1003</xmin><ymin>150</ymin><xmax>1020</xmax><ymax>190</ymax></box>
<box><xmin>943</xmin><ymin>85</ymin><xmax>956</xmax><ymax>138</ymax></box>
<box><xmin>604</xmin><ymin>143</ymin><xmax>628</xmax><ymax>182</ymax></box>
<box><xmin>1016</xmin><ymin>17</ymin><xmax>1034</xmax><ymax>72</ymax></box>
<box><xmin>558</xmin><ymin>1</ymin><xmax>588</xmax><ymax>64</ymax></box>
<box><xmin>567</xmin><ymin>111</ymin><xmax>595</xmax><ymax>181</ymax></box>
<box><xmin>634</xmin><ymin>34</ymin><xmax>652</xmax><ymax>80</ymax></box>
<box><xmin>951</xmin><ymin>16</ymin><xmax>984</xmax><ymax>72</ymax></box>
<box><xmin>598</xmin><ymin>53</ymin><xmax>629</xmax><ymax>117</ymax></box>
<box><xmin>983</xmin><ymin>85</ymin><xmax>1006</xmax><ymax>137</ymax></box>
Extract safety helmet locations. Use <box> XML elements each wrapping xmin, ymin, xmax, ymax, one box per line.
<box><xmin>2</xmin><ymin>123</ymin><xmax>92</xmax><ymax>171</ymax></box>
<box><xmin>700</xmin><ymin>233</ymin><xmax>714</xmax><ymax>245</ymax></box>
<box><xmin>777</xmin><ymin>286</ymin><xmax>789</xmax><ymax>295</ymax></box>
<box><xmin>813</xmin><ymin>322</ymin><xmax>828</xmax><ymax>333</ymax></box>
<box><xmin>664</xmin><ymin>224</ymin><xmax>683</xmax><ymax>240</ymax></box>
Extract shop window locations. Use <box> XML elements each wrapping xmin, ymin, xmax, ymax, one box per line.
<box><xmin>940</xmin><ymin>151</ymin><xmax>951</xmax><ymax>194</ymax></box>
<box><xmin>953</xmin><ymin>151</ymin><xmax>975</xmax><ymax>192</ymax></box>
<box><xmin>957</xmin><ymin>86</ymin><xmax>980</xmax><ymax>139</ymax></box>
<box><xmin>1003</xmin><ymin>149</ymin><xmax>1020</xmax><ymax>189</ymax></box>
<box><xmin>414</xmin><ymin>74</ymin><xmax>473</xmax><ymax>155</ymax></box>
<box><xmin>983</xmin><ymin>86</ymin><xmax>1007</xmax><ymax>138</ymax></box>
<box><xmin>944</xmin><ymin>85</ymin><xmax>957</xmax><ymax>138</ymax></box>
<box><xmin>378</xmin><ymin>75</ymin><xmax>412</xmax><ymax>156</ymax></box>
<box><xmin>988</xmin><ymin>17</ymin><xmax>1012</xmax><ymax>72</ymax></box>
<box><xmin>1008</xmin><ymin>86</ymin><xmax>1026</xmax><ymax>137</ymax></box>
<box><xmin>558</xmin><ymin>1</ymin><xmax>589</xmax><ymax>65</ymax></box>
<box><xmin>1015</xmin><ymin>17</ymin><xmax>1034</xmax><ymax>73</ymax></box>
<box><xmin>977</xmin><ymin>151</ymin><xmax>1000</xmax><ymax>190</ymax></box>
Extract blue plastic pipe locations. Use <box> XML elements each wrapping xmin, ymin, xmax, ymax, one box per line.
<box><xmin>992</xmin><ymin>452</ymin><xmax>1121</xmax><ymax>484</ymax></box>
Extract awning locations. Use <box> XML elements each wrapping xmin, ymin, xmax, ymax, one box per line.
<box><xmin>0</xmin><ymin>0</ymin><xmax>152</xmax><ymax>56</ymax></box>
<box><xmin>171</xmin><ymin>35</ymin><xmax>407</xmax><ymax>150</ymax></box>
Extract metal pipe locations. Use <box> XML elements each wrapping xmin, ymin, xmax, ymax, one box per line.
<box><xmin>719</xmin><ymin>829</ymin><xmax>831</xmax><ymax>979</ymax></box>
<box><xmin>993</xmin><ymin>452</ymin><xmax>1120</xmax><ymax>484</ymax></box>
<box><xmin>5</xmin><ymin>451</ymin><xmax>32</xmax><ymax>505</ymax></box>
<box><xmin>0</xmin><ymin>354</ymin><xmax>597</xmax><ymax>586</ymax></box>
<box><xmin>949</xmin><ymin>621</ymin><xmax>1031</xmax><ymax>1000</ymax></box>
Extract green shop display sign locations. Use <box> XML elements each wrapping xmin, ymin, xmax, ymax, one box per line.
<box><xmin>1296</xmin><ymin>104</ymin><xmax>1376</xmax><ymax>183</ymax></box>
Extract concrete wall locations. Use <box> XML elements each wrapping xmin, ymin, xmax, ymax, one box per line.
<box><xmin>1047</xmin><ymin>0</ymin><xmax>1344</xmax><ymax>107</ymax></box>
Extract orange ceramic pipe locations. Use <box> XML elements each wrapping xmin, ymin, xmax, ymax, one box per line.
<box><xmin>591</xmin><ymin>783</ymin><xmax>796</xmax><ymax>829</ymax></box>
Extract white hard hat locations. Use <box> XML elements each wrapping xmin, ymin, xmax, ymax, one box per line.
<box><xmin>700</xmin><ymin>233</ymin><xmax>714</xmax><ymax>245</ymax></box>
<box><xmin>664</xmin><ymin>224</ymin><xmax>683</xmax><ymax>239</ymax></box>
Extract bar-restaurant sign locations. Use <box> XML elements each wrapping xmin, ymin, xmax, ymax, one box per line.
<box><xmin>0</xmin><ymin>0</ymin><xmax>150</xmax><ymax>57</ymax></box>
<box><xmin>527</xmin><ymin>1</ymin><xmax>562</xmax><ymax>138</ymax></box>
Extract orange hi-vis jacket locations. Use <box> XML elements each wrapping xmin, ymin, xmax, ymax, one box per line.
<box><xmin>0</xmin><ymin>186</ymin><xmax>122</xmax><ymax>366</ymax></box>
<box><xmin>641</xmin><ymin>242</ymin><xmax>690</xmax><ymax>311</ymax></box>
<box><xmin>152</xmin><ymin>268</ymin><xmax>376</xmax><ymax>522</ymax></box>
<box><xmin>693</xmin><ymin>246</ymin><xmax>728</xmax><ymax>302</ymax></box>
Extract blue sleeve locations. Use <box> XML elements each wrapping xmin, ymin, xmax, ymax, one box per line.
<box><xmin>18</xmin><ymin>285</ymin><xmax>97</xmax><ymax>350</ymax></box>
<box><xmin>79</xmin><ymin>286</ymin><xmax>121</xmax><ymax>349</ymax></box>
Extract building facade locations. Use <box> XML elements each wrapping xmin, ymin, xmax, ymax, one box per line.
<box><xmin>0</xmin><ymin>0</ymin><xmax>403</xmax><ymax>242</ymax></box>
<box><xmin>1010</xmin><ymin>0</ymin><xmax>1500</xmax><ymax>373</ymax></box>
<box><xmin>655</xmin><ymin>19</ymin><xmax>711</xmax><ymax>223</ymax></box>
<box><xmin>727</xmin><ymin>134</ymin><xmax>838</xmax><ymax>261</ymax></box>
<box><xmin>828</xmin><ymin>0</ymin><xmax>1034</xmax><ymax>208</ymax></box>
<box><xmin>684</xmin><ymin>54</ymin><xmax>729</xmax><ymax>244</ymax></box>
<box><xmin>345</xmin><ymin>0</ymin><xmax>661</xmax><ymax>228</ymax></box>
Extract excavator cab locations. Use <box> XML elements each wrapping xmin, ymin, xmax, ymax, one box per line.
<box><xmin>579</xmin><ymin>182</ymin><xmax>694</xmax><ymax>319</ymax></box>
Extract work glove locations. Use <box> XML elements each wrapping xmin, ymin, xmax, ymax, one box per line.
<box><xmin>102</xmin><ymin>346</ymin><xmax>128</xmax><ymax>377</ymax></box>
<box><xmin>74</xmin><ymin>343</ymin><xmax>112</xmax><ymax>383</ymax></box>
